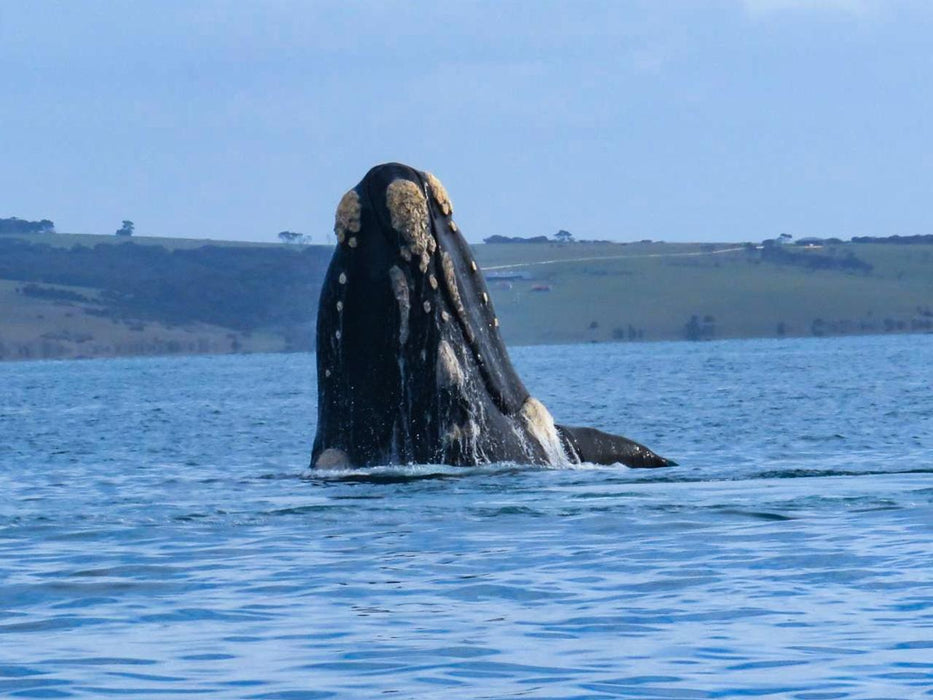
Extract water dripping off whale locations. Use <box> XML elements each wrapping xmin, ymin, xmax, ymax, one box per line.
<box><xmin>311</xmin><ymin>163</ymin><xmax>674</xmax><ymax>470</ymax></box>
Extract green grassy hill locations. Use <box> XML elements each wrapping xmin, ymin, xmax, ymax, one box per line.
<box><xmin>0</xmin><ymin>278</ymin><xmax>284</xmax><ymax>360</ymax></box>
<box><xmin>0</xmin><ymin>235</ymin><xmax>326</xmax><ymax>361</ymax></box>
<box><xmin>1</xmin><ymin>234</ymin><xmax>930</xmax><ymax>361</ymax></box>
<box><xmin>475</xmin><ymin>241</ymin><xmax>933</xmax><ymax>344</ymax></box>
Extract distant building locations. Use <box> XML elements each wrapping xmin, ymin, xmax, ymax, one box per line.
<box><xmin>795</xmin><ymin>237</ymin><xmax>825</xmax><ymax>248</ymax></box>
<box><xmin>486</xmin><ymin>270</ymin><xmax>531</xmax><ymax>281</ymax></box>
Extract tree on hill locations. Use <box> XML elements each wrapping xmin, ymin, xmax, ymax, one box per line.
<box><xmin>115</xmin><ymin>220</ymin><xmax>135</xmax><ymax>236</ymax></box>
<box><xmin>684</xmin><ymin>314</ymin><xmax>716</xmax><ymax>341</ymax></box>
<box><xmin>0</xmin><ymin>217</ymin><xmax>55</xmax><ymax>235</ymax></box>
<box><xmin>852</xmin><ymin>234</ymin><xmax>933</xmax><ymax>245</ymax></box>
<box><xmin>554</xmin><ymin>229</ymin><xmax>574</xmax><ymax>243</ymax></box>
<box><xmin>278</xmin><ymin>231</ymin><xmax>303</xmax><ymax>244</ymax></box>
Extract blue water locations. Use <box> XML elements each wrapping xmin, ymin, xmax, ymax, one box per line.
<box><xmin>1</xmin><ymin>335</ymin><xmax>931</xmax><ymax>699</ymax></box>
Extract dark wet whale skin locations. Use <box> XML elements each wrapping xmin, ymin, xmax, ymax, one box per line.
<box><xmin>311</xmin><ymin>163</ymin><xmax>673</xmax><ymax>469</ymax></box>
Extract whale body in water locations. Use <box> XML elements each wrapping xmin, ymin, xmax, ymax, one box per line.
<box><xmin>311</xmin><ymin>163</ymin><xmax>673</xmax><ymax>470</ymax></box>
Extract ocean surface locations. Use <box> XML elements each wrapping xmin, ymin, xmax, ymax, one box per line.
<box><xmin>1</xmin><ymin>335</ymin><xmax>931</xmax><ymax>699</ymax></box>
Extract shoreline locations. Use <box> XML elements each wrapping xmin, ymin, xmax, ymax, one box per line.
<box><xmin>3</xmin><ymin>235</ymin><xmax>931</xmax><ymax>362</ymax></box>
<box><xmin>3</xmin><ymin>328</ymin><xmax>930</xmax><ymax>365</ymax></box>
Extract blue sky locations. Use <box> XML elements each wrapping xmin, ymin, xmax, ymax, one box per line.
<box><xmin>2</xmin><ymin>0</ymin><xmax>931</xmax><ymax>244</ymax></box>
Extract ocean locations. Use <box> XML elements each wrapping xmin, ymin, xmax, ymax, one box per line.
<box><xmin>1</xmin><ymin>335</ymin><xmax>931</xmax><ymax>698</ymax></box>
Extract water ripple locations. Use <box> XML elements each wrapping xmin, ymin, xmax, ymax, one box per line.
<box><xmin>0</xmin><ymin>337</ymin><xmax>931</xmax><ymax>697</ymax></box>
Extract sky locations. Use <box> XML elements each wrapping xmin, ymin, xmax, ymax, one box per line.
<box><xmin>2</xmin><ymin>0</ymin><xmax>932</xmax><ymax>244</ymax></box>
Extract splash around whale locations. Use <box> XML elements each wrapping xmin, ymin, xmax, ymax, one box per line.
<box><xmin>310</xmin><ymin>163</ymin><xmax>674</xmax><ymax>470</ymax></box>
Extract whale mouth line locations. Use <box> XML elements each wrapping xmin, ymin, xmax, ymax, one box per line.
<box><xmin>421</xmin><ymin>181</ymin><xmax>528</xmax><ymax>417</ymax></box>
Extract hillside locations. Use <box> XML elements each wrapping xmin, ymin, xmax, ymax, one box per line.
<box><xmin>0</xmin><ymin>234</ymin><xmax>931</xmax><ymax>361</ymax></box>
<box><xmin>475</xmin><ymin>240</ymin><xmax>933</xmax><ymax>345</ymax></box>
<box><xmin>0</xmin><ymin>235</ymin><xmax>327</xmax><ymax>361</ymax></box>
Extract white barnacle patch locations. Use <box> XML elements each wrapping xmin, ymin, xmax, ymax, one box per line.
<box><xmin>425</xmin><ymin>172</ymin><xmax>453</xmax><ymax>216</ymax></box>
<box><xmin>493</xmin><ymin>317</ymin><xmax>499</xmax><ymax>327</ymax></box>
<box><xmin>388</xmin><ymin>265</ymin><xmax>410</xmax><ymax>345</ymax></box>
<box><xmin>441</xmin><ymin>310</ymin><xmax>450</xmax><ymax>323</ymax></box>
<box><xmin>315</xmin><ymin>447</ymin><xmax>350</xmax><ymax>469</ymax></box>
<box><xmin>440</xmin><ymin>251</ymin><xmax>471</xmax><ymax>341</ymax></box>
<box><xmin>428</xmin><ymin>274</ymin><xmax>438</xmax><ymax>290</ymax></box>
<box><xmin>334</xmin><ymin>190</ymin><xmax>361</xmax><ymax>242</ymax></box>
<box><xmin>335</xmin><ymin>330</ymin><xmax>341</xmax><ymax>340</ymax></box>
<box><xmin>336</xmin><ymin>300</ymin><xmax>343</xmax><ymax>312</ymax></box>
<box><xmin>348</xmin><ymin>236</ymin><xmax>358</xmax><ymax>248</ymax></box>
<box><xmin>450</xmin><ymin>221</ymin><xmax>459</xmax><ymax>233</ymax></box>
<box><xmin>423</xmin><ymin>300</ymin><xmax>431</xmax><ymax>313</ymax></box>
<box><xmin>481</xmin><ymin>292</ymin><xmax>489</xmax><ymax>305</ymax></box>
<box><xmin>470</xmin><ymin>260</ymin><xmax>477</xmax><ymax>273</ymax></box>
<box><xmin>520</xmin><ymin>397</ymin><xmax>569</xmax><ymax>466</ymax></box>
<box><xmin>386</xmin><ymin>178</ymin><xmax>436</xmax><ymax>264</ymax></box>
<box><xmin>436</xmin><ymin>339</ymin><xmax>464</xmax><ymax>388</ymax></box>
<box><xmin>338</xmin><ymin>272</ymin><xmax>347</xmax><ymax>285</ymax></box>
<box><xmin>324</xmin><ymin>368</ymin><xmax>331</xmax><ymax>377</ymax></box>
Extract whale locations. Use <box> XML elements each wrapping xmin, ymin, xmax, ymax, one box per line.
<box><xmin>310</xmin><ymin>163</ymin><xmax>673</xmax><ymax>469</ymax></box>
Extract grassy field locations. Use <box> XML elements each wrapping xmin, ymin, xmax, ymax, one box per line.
<box><xmin>475</xmin><ymin>242</ymin><xmax>933</xmax><ymax>344</ymax></box>
<box><xmin>1</xmin><ymin>233</ymin><xmax>931</xmax><ymax>361</ymax></box>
